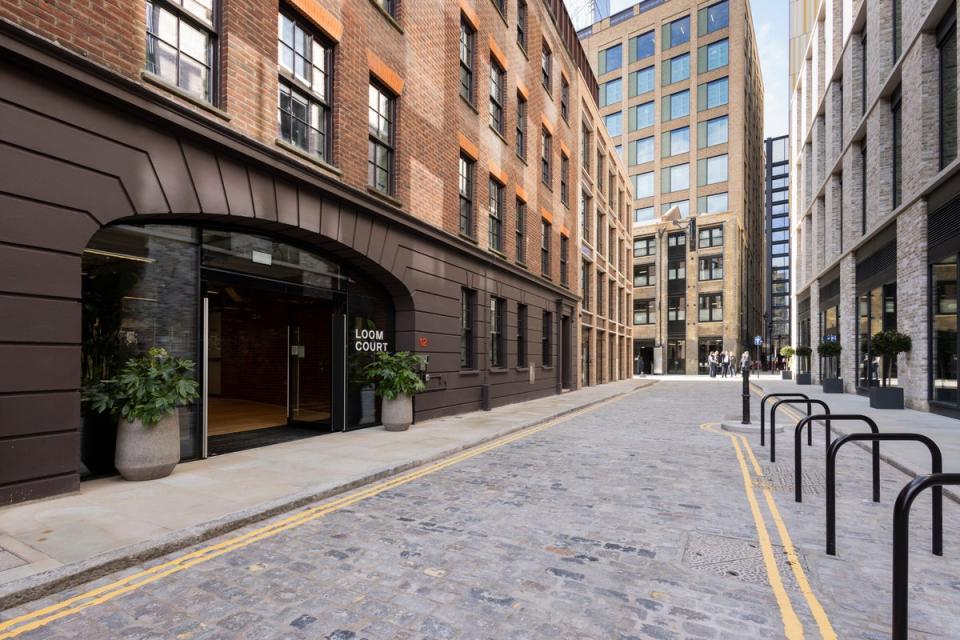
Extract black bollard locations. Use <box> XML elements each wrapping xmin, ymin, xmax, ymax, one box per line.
<box><xmin>741</xmin><ymin>363</ymin><xmax>750</xmax><ymax>424</ymax></box>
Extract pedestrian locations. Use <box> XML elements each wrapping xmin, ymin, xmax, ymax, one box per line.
<box><xmin>708</xmin><ymin>351</ymin><xmax>717</xmax><ymax>378</ymax></box>
<box><xmin>721</xmin><ymin>351</ymin><xmax>730</xmax><ymax>378</ymax></box>
<box><xmin>638</xmin><ymin>355</ymin><xmax>646</xmax><ymax>376</ymax></box>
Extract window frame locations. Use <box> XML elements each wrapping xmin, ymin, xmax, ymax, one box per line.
<box><xmin>459</xmin><ymin>153</ymin><xmax>475</xmax><ymax>238</ymax></box>
<box><xmin>367</xmin><ymin>81</ymin><xmax>397</xmax><ymax>195</ymax></box>
<box><xmin>146</xmin><ymin>0</ymin><xmax>218</xmax><ymax>103</ymax></box>
<box><xmin>698</xmin><ymin>293</ymin><xmax>723</xmax><ymax>322</ymax></box>
<box><xmin>489</xmin><ymin>56</ymin><xmax>506</xmax><ymax>134</ymax></box>
<box><xmin>488</xmin><ymin>176</ymin><xmax>504</xmax><ymax>252</ymax></box>
<box><xmin>541</xmin><ymin>219</ymin><xmax>552</xmax><ymax>277</ymax></box>
<box><xmin>490</xmin><ymin>296</ymin><xmax>506</xmax><ymax>369</ymax></box>
<box><xmin>516</xmin><ymin>198</ymin><xmax>527</xmax><ymax>264</ymax></box>
<box><xmin>698</xmin><ymin>255</ymin><xmax>723</xmax><ymax>281</ymax></box>
<box><xmin>516</xmin><ymin>304</ymin><xmax>528</xmax><ymax>367</ymax></box>
<box><xmin>460</xmin><ymin>288</ymin><xmax>476</xmax><ymax>369</ymax></box>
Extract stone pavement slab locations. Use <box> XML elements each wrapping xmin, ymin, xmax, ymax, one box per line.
<box><xmin>0</xmin><ymin>380</ymin><xmax>644</xmax><ymax>607</ymax></box>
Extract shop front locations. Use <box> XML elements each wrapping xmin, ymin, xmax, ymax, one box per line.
<box><xmin>854</xmin><ymin>233</ymin><xmax>898</xmax><ymax>392</ymax></box>
<box><xmin>818</xmin><ymin>275</ymin><xmax>840</xmax><ymax>381</ymax></box>
<box><xmin>929</xmin><ymin>185</ymin><xmax>960</xmax><ymax>413</ymax></box>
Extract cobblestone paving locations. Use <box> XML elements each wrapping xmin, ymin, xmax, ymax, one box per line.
<box><xmin>2</xmin><ymin>381</ymin><xmax>959</xmax><ymax>639</ymax></box>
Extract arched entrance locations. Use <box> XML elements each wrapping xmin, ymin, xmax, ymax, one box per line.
<box><xmin>81</xmin><ymin>221</ymin><xmax>401</xmax><ymax>475</ymax></box>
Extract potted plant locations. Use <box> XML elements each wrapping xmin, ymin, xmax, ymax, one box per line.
<box><xmin>780</xmin><ymin>346</ymin><xmax>795</xmax><ymax>380</ymax></box>
<box><xmin>362</xmin><ymin>351</ymin><xmax>427</xmax><ymax>431</ymax></box>
<box><xmin>794</xmin><ymin>346</ymin><xmax>813</xmax><ymax>385</ymax></box>
<box><xmin>817</xmin><ymin>340</ymin><xmax>843</xmax><ymax>393</ymax></box>
<box><xmin>82</xmin><ymin>347</ymin><xmax>199</xmax><ymax>480</ymax></box>
<box><xmin>869</xmin><ymin>330</ymin><xmax>912</xmax><ymax>409</ymax></box>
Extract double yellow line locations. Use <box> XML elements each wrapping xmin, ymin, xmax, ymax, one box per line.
<box><xmin>0</xmin><ymin>391</ymin><xmax>640</xmax><ymax>639</ymax></box>
<box><xmin>702</xmin><ymin>423</ymin><xmax>836</xmax><ymax>639</ymax></box>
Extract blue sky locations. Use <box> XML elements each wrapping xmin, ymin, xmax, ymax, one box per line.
<box><xmin>564</xmin><ymin>0</ymin><xmax>790</xmax><ymax>138</ymax></box>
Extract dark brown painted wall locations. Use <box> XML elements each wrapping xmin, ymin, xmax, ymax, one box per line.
<box><xmin>0</xmin><ymin>28</ymin><xmax>578</xmax><ymax>506</ymax></box>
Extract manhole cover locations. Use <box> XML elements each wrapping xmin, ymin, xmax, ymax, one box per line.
<box><xmin>753</xmin><ymin>463</ymin><xmax>826</xmax><ymax>496</ymax></box>
<box><xmin>682</xmin><ymin>532</ymin><xmax>809</xmax><ymax>587</ymax></box>
<box><xmin>0</xmin><ymin>547</ymin><xmax>27</xmax><ymax>573</ymax></box>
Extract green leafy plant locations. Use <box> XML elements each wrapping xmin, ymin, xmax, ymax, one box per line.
<box><xmin>780</xmin><ymin>346</ymin><xmax>795</xmax><ymax>358</ymax></box>
<box><xmin>871</xmin><ymin>330</ymin><xmax>912</xmax><ymax>387</ymax></box>
<box><xmin>817</xmin><ymin>341</ymin><xmax>842</xmax><ymax>357</ymax></box>
<box><xmin>794</xmin><ymin>345</ymin><xmax>813</xmax><ymax>373</ymax></box>
<box><xmin>82</xmin><ymin>347</ymin><xmax>199</xmax><ymax>426</ymax></box>
<box><xmin>362</xmin><ymin>351</ymin><xmax>427</xmax><ymax>400</ymax></box>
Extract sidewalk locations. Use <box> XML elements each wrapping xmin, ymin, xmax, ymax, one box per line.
<box><xmin>0</xmin><ymin>379</ymin><xmax>648</xmax><ymax>608</ymax></box>
<box><xmin>751</xmin><ymin>378</ymin><xmax>960</xmax><ymax>481</ymax></box>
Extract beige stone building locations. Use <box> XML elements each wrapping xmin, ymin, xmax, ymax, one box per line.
<box><xmin>789</xmin><ymin>0</ymin><xmax>960</xmax><ymax>413</ymax></box>
<box><xmin>579</xmin><ymin>0</ymin><xmax>765</xmax><ymax>375</ymax></box>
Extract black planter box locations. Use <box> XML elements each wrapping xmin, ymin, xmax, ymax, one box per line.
<box><xmin>822</xmin><ymin>378</ymin><xmax>844</xmax><ymax>394</ymax></box>
<box><xmin>781</xmin><ymin>371</ymin><xmax>793</xmax><ymax>380</ymax></box>
<box><xmin>796</xmin><ymin>372</ymin><xmax>812</xmax><ymax>385</ymax></box>
<box><xmin>869</xmin><ymin>386</ymin><xmax>905</xmax><ymax>409</ymax></box>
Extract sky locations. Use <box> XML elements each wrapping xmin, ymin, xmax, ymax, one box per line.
<box><xmin>563</xmin><ymin>0</ymin><xmax>790</xmax><ymax>138</ymax></box>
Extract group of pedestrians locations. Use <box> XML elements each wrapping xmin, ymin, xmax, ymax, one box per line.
<box><xmin>707</xmin><ymin>350</ymin><xmax>738</xmax><ymax>378</ymax></box>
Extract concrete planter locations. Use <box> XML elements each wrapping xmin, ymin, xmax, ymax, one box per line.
<box><xmin>822</xmin><ymin>378</ymin><xmax>844</xmax><ymax>394</ymax></box>
<box><xmin>869</xmin><ymin>386</ymin><xmax>905</xmax><ymax>409</ymax></box>
<box><xmin>115</xmin><ymin>412</ymin><xmax>180</xmax><ymax>481</ymax></box>
<box><xmin>796</xmin><ymin>373</ymin><xmax>812</xmax><ymax>385</ymax></box>
<box><xmin>781</xmin><ymin>371</ymin><xmax>793</xmax><ymax>380</ymax></box>
<box><xmin>382</xmin><ymin>394</ymin><xmax>413</xmax><ymax>431</ymax></box>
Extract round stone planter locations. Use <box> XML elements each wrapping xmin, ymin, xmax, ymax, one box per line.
<box><xmin>382</xmin><ymin>394</ymin><xmax>413</xmax><ymax>431</ymax></box>
<box><xmin>115</xmin><ymin>412</ymin><xmax>180</xmax><ymax>481</ymax></box>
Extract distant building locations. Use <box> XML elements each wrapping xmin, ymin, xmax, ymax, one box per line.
<box><xmin>765</xmin><ymin>135</ymin><xmax>791</xmax><ymax>362</ymax></box>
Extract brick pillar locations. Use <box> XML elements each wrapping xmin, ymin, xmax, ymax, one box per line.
<box><xmin>839</xmin><ymin>254</ymin><xmax>858</xmax><ymax>392</ymax></box>
<box><xmin>897</xmin><ymin>202</ymin><xmax>929</xmax><ymax>410</ymax></box>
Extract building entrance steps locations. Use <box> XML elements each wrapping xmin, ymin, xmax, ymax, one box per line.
<box><xmin>0</xmin><ymin>379</ymin><xmax>650</xmax><ymax>608</ymax></box>
<box><xmin>751</xmin><ymin>379</ymin><xmax>960</xmax><ymax>501</ymax></box>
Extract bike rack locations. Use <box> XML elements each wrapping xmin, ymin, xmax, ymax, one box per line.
<box><xmin>768</xmin><ymin>398</ymin><xmax>831</xmax><ymax>463</ymax></box>
<box><xmin>827</xmin><ymin>433</ymin><xmax>942</xmax><ymax>557</ymax></box>
<box><xmin>892</xmin><ymin>473</ymin><xmax>960</xmax><ymax>639</ymax></box>
<box><xmin>759</xmin><ymin>393</ymin><xmax>809</xmax><ymax>447</ymax></box>
<box><xmin>794</xmin><ymin>414</ymin><xmax>878</xmax><ymax>503</ymax></box>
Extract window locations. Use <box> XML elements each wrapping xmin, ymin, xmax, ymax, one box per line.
<box><xmin>633</xmin><ymin>171</ymin><xmax>655</xmax><ymax>198</ymax></box>
<box><xmin>517</xmin><ymin>0</ymin><xmax>527</xmax><ymax>50</ymax></box>
<box><xmin>700</xmin><ymin>77</ymin><xmax>728</xmax><ymax>110</ymax></box>
<box><xmin>373</xmin><ymin>0</ymin><xmax>396</xmax><ymax>18</ymax></box>
<box><xmin>860</xmin><ymin>31</ymin><xmax>868</xmax><ymax>115</ymax></box>
<box><xmin>276</xmin><ymin>13</ymin><xmax>332</xmax><ymax>161</ymax></box>
<box><xmin>630</xmin><ymin>101</ymin><xmax>655</xmax><ymax>131</ymax></box>
<box><xmin>634</xmin><ymin>299</ymin><xmax>653</xmax><ymax>325</ymax></box>
<box><xmin>634</xmin><ymin>236</ymin><xmax>655</xmax><ymax>257</ymax></box>
<box><xmin>541</xmin><ymin>128</ymin><xmax>552</xmax><ymax>186</ymax></box>
<box><xmin>634</xmin><ymin>206</ymin><xmax>655</xmax><ymax>224</ymax></box>
<box><xmin>667</xmin><ymin>232</ymin><xmax>685</xmax><ymax>247</ymax></box>
<box><xmin>560</xmin><ymin>153</ymin><xmax>570</xmax><ymax>205</ymax></box>
<box><xmin>541</xmin><ymin>220</ymin><xmax>551</xmax><ymax>276</ymax></box>
<box><xmin>630</xmin><ymin>30</ymin><xmax>655</xmax><ymax>61</ymax></box>
<box><xmin>490</xmin><ymin>297</ymin><xmax>506</xmax><ymax>368</ymax></box>
<box><xmin>667</xmin><ymin>296</ymin><xmax>685</xmax><ymax>321</ymax></box>
<box><xmin>516</xmin><ymin>304</ymin><xmax>527</xmax><ymax>367</ymax></box>
<box><xmin>560</xmin><ymin>235</ymin><xmax>569</xmax><ymax>286</ymax></box>
<box><xmin>699</xmin><ymin>1</ymin><xmax>729</xmax><ymax>35</ymax></box>
<box><xmin>492</xmin><ymin>0</ymin><xmax>506</xmax><ymax>18</ymax></box>
<box><xmin>630</xmin><ymin>67</ymin><xmax>655</xmax><ymax>96</ymax></box>
<box><xmin>665</xmin><ymin>15</ymin><xmax>690</xmax><ymax>49</ymax></box>
<box><xmin>516</xmin><ymin>92</ymin><xmax>527</xmax><ymax>159</ymax></box>
<box><xmin>604</xmin><ymin>111</ymin><xmax>622</xmax><ymax>137</ymax></box>
<box><xmin>582</xmin><ymin>261</ymin><xmax>591</xmax><ymax>306</ymax></box>
<box><xmin>772</xmin><ymin>256</ymin><xmax>790</xmax><ymax>268</ymax></box>
<box><xmin>664</xmin><ymin>53</ymin><xmax>690</xmax><ymax>85</ymax></box>
<box><xmin>581</xmin><ymin>122</ymin><xmax>591</xmax><ymax>168</ymax></box>
<box><xmin>459</xmin><ymin>153</ymin><xmax>475</xmax><ymax>236</ymax></box>
<box><xmin>459</xmin><ymin>17</ymin><xmax>475</xmax><ymax>103</ymax></box>
<box><xmin>861</xmin><ymin>142</ymin><xmax>867</xmax><ymax>234</ymax></box>
<box><xmin>662</xmin><ymin>163</ymin><xmax>690</xmax><ymax>193</ymax></box>
<box><xmin>664</xmin><ymin>89</ymin><xmax>690</xmax><ymax>121</ymax></box>
<box><xmin>699</xmin><ymin>293</ymin><xmax>723</xmax><ymax>322</ymax></box>
<box><xmin>516</xmin><ymin>198</ymin><xmax>527</xmax><ymax>263</ymax></box>
<box><xmin>541</xmin><ymin>311</ymin><xmax>552</xmax><ymax>366</ymax></box>
<box><xmin>368</xmin><ymin>82</ymin><xmax>395</xmax><ymax>194</ymax></box>
<box><xmin>460</xmin><ymin>288</ymin><xmax>475</xmax><ymax>368</ymax></box>
<box><xmin>892</xmin><ymin>85</ymin><xmax>902</xmax><ymax>208</ymax></box>
<box><xmin>561</xmin><ymin>76</ymin><xmax>570</xmax><ymax>121</ymax></box>
<box><xmin>596</xmin><ymin>271</ymin><xmax>604</xmax><ymax>316</ymax></box>
<box><xmin>699</xmin><ymin>225</ymin><xmax>723</xmax><ymax>247</ymax></box>
<box><xmin>146</xmin><ymin>0</ymin><xmax>215</xmax><ymax>102</ymax></box>
<box><xmin>697</xmin><ymin>192</ymin><xmax>728</xmax><ymax>214</ymax></box>
<box><xmin>489</xmin><ymin>178</ymin><xmax>504</xmax><ymax>252</ymax></box>
<box><xmin>892</xmin><ymin>0</ymin><xmax>902</xmax><ymax>61</ymax></box>
<box><xmin>541</xmin><ymin>42</ymin><xmax>552</xmax><ymax>92</ymax></box>
<box><xmin>700</xmin><ymin>38</ymin><xmax>728</xmax><ymax>71</ymax></box>
<box><xmin>487</xmin><ymin>59</ymin><xmax>507</xmax><ymax>136</ymax></box>
<box><xmin>629</xmin><ymin>136</ymin><xmax>654</xmax><ymax>166</ymax></box>
<box><xmin>699</xmin><ymin>256</ymin><xmax>723</xmax><ymax>280</ymax></box>
<box><xmin>662</xmin><ymin>200</ymin><xmax>690</xmax><ymax>218</ymax></box>
<box><xmin>599</xmin><ymin>43</ymin><xmax>622</xmax><ymax>74</ymax></box>
<box><xmin>698</xmin><ymin>154</ymin><xmax>728</xmax><ymax>185</ymax></box>
<box><xmin>665</xmin><ymin>127</ymin><xmax>690</xmax><ymax>156</ymax></box>
<box><xmin>667</xmin><ymin>259</ymin><xmax>685</xmax><ymax>280</ymax></box>
<box><xmin>939</xmin><ymin>9</ymin><xmax>957</xmax><ymax>169</ymax></box>
<box><xmin>601</xmin><ymin>78</ymin><xmax>622</xmax><ymax>106</ymax></box>
<box><xmin>699</xmin><ymin>115</ymin><xmax>728</xmax><ymax>147</ymax></box>
<box><xmin>772</xmin><ymin>215</ymin><xmax>789</xmax><ymax>229</ymax></box>
<box><xmin>772</xmin><ymin>267</ymin><xmax>789</xmax><ymax>281</ymax></box>
<box><xmin>596</xmin><ymin>152</ymin><xmax>604</xmax><ymax>190</ymax></box>
<box><xmin>580</xmin><ymin>191</ymin><xmax>591</xmax><ymax>242</ymax></box>
<box><xmin>634</xmin><ymin>263</ymin><xmax>653</xmax><ymax>287</ymax></box>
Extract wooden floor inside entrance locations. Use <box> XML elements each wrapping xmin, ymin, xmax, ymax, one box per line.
<box><xmin>207</xmin><ymin>398</ymin><xmax>332</xmax><ymax>436</ymax></box>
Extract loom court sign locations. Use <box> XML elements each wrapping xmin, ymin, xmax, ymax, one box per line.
<box><xmin>354</xmin><ymin>328</ymin><xmax>390</xmax><ymax>353</ymax></box>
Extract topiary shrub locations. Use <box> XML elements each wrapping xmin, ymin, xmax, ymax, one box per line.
<box><xmin>871</xmin><ymin>330</ymin><xmax>912</xmax><ymax>387</ymax></box>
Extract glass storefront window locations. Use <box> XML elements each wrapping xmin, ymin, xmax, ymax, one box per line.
<box><xmin>856</xmin><ymin>283</ymin><xmax>898</xmax><ymax>389</ymax></box>
<box><xmin>820</xmin><ymin>306</ymin><xmax>839</xmax><ymax>379</ymax></box>
<box><xmin>933</xmin><ymin>259</ymin><xmax>958</xmax><ymax>405</ymax></box>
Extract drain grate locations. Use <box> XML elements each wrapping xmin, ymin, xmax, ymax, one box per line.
<box><xmin>681</xmin><ymin>532</ymin><xmax>809</xmax><ymax>587</ymax></box>
<box><xmin>754</xmin><ymin>463</ymin><xmax>825</xmax><ymax>496</ymax></box>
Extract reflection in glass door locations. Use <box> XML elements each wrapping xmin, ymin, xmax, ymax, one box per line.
<box><xmin>667</xmin><ymin>339</ymin><xmax>685</xmax><ymax>374</ymax></box>
<box><xmin>289</xmin><ymin>306</ymin><xmax>333</xmax><ymax>426</ymax></box>
<box><xmin>933</xmin><ymin>258</ymin><xmax>959</xmax><ymax>406</ymax></box>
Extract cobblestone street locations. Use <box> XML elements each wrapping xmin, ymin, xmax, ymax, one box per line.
<box><xmin>2</xmin><ymin>380</ymin><xmax>959</xmax><ymax>639</ymax></box>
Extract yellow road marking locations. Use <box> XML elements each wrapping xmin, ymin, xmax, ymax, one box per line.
<box><xmin>0</xmin><ymin>390</ymin><xmax>642</xmax><ymax>639</ymax></box>
<box><xmin>729</xmin><ymin>436</ymin><xmax>806</xmax><ymax>639</ymax></box>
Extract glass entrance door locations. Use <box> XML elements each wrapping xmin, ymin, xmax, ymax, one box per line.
<box><xmin>289</xmin><ymin>305</ymin><xmax>333</xmax><ymax>426</ymax></box>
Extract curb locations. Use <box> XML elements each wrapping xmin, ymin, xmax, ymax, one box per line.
<box><xmin>0</xmin><ymin>381</ymin><xmax>655</xmax><ymax>611</ymax></box>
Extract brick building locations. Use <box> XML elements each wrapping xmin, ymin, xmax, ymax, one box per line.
<box><xmin>789</xmin><ymin>0</ymin><xmax>960</xmax><ymax>413</ymax></box>
<box><xmin>0</xmin><ymin>0</ymin><xmax>631</xmax><ymax>504</ymax></box>
<box><xmin>578</xmin><ymin>0</ymin><xmax>765</xmax><ymax>375</ymax></box>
